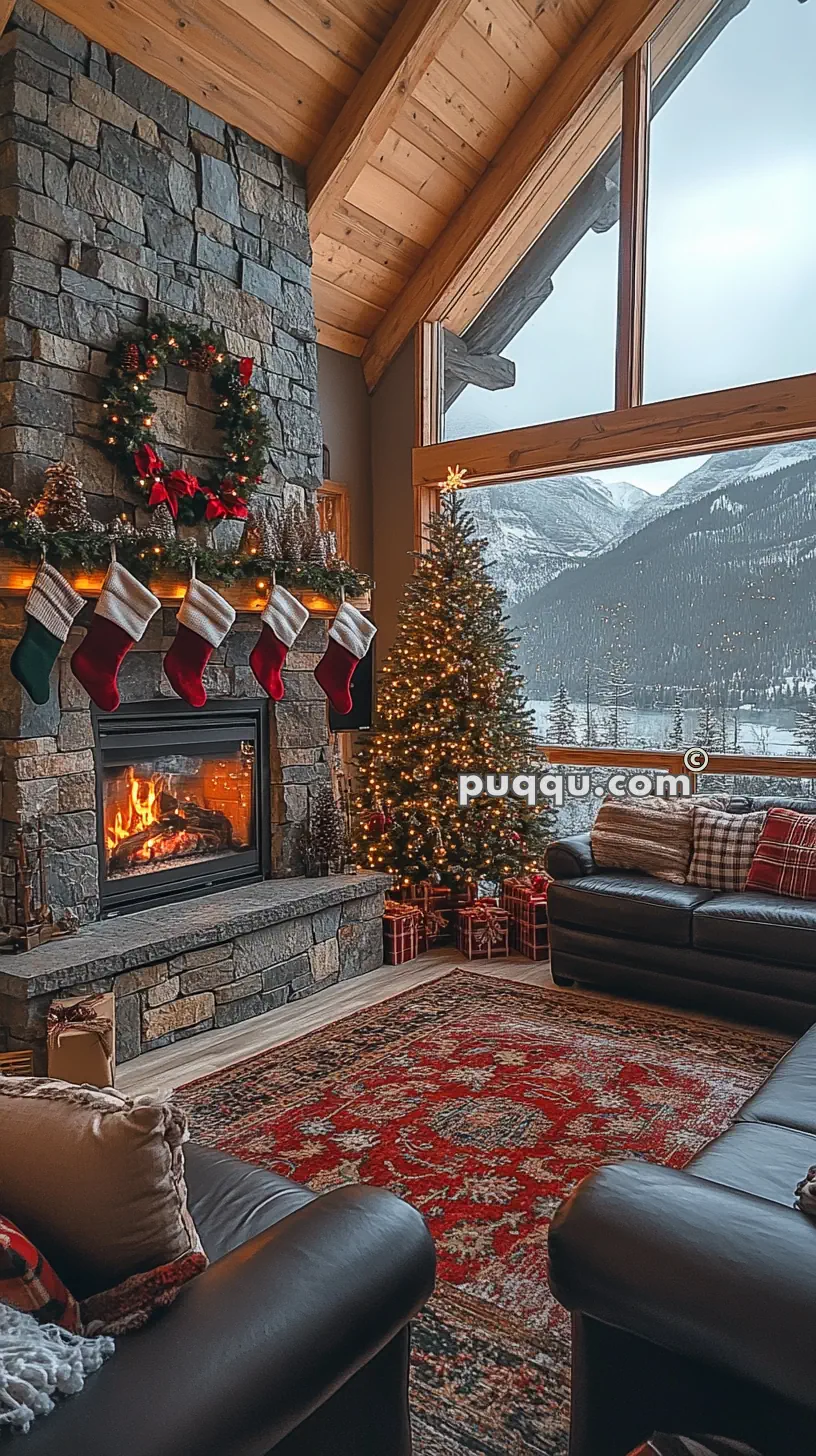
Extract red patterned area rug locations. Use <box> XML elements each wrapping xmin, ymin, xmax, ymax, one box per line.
<box><xmin>177</xmin><ymin>972</ymin><xmax>789</xmax><ymax>1456</ymax></box>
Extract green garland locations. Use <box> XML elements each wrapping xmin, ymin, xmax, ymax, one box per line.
<box><xmin>100</xmin><ymin>317</ymin><xmax>271</xmax><ymax>525</ymax></box>
<box><xmin>0</xmin><ymin>516</ymin><xmax>371</xmax><ymax>598</ymax></box>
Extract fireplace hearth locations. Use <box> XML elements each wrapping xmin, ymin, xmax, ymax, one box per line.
<box><xmin>94</xmin><ymin>701</ymin><xmax>270</xmax><ymax>917</ymax></box>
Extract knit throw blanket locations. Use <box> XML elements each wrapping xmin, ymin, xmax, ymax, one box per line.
<box><xmin>0</xmin><ymin>1305</ymin><xmax>114</xmax><ymax>1433</ymax></box>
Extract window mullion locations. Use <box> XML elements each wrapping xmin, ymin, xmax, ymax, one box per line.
<box><xmin>616</xmin><ymin>43</ymin><xmax>652</xmax><ymax>410</ymax></box>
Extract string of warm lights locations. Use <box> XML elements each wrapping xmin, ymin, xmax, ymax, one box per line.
<box><xmin>354</xmin><ymin>490</ymin><xmax>553</xmax><ymax>889</ymax></box>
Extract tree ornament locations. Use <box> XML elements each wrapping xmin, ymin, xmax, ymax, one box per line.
<box><xmin>249</xmin><ymin>584</ymin><xmax>309</xmax><ymax>701</ymax></box>
<box><xmin>70</xmin><ymin>560</ymin><xmax>161</xmax><ymax>711</ymax></box>
<box><xmin>314</xmin><ymin>602</ymin><xmax>376</xmax><ymax>715</ymax></box>
<box><xmin>10</xmin><ymin>564</ymin><xmax>85</xmax><ymax>705</ymax></box>
<box><xmin>163</xmin><ymin>574</ymin><xmax>236</xmax><ymax>708</ymax></box>
<box><xmin>33</xmin><ymin>462</ymin><xmax>92</xmax><ymax>532</ymax></box>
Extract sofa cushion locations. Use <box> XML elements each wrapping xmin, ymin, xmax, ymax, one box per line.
<box><xmin>0</xmin><ymin>1212</ymin><xmax>80</xmax><ymax>1332</ymax></box>
<box><xmin>745</xmin><ymin>807</ymin><xmax>816</xmax><ymax>901</ymax></box>
<box><xmin>184</xmin><ymin>1143</ymin><xmax>316</xmax><ymax>1264</ymax></box>
<box><xmin>692</xmin><ymin>890</ymin><xmax>816</xmax><ymax>969</ymax></box>
<box><xmin>735</xmin><ymin>1028</ymin><xmax>816</xmax><ymax>1135</ymax></box>
<box><xmin>689</xmin><ymin>1119</ymin><xmax>816</xmax><ymax>1208</ymax></box>
<box><xmin>0</xmin><ymin>1077</ymin><xmax>203</xmax><ymax>1300</ymax></box>
<box><xmin>687</xmin><ymin>806</ymin><xmax>766</xmax><ymax>891</ymax></box>
<box><xmin>548</xmin><ymin>873</ymin><xmax>715</xmax><ymax>947</ymax></box>
<box><xmin>591</xmin><ymin>796</ymin><xmax>698</xmax><ymax>884</ymax></box>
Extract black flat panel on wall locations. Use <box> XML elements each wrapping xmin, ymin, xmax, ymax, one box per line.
<box><xmin>329</xmin><ymin>629</ymin><xmax>374</xmax><ymax>731</ymax></box>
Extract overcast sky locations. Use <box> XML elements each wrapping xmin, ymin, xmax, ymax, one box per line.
<box><xmin>445</xmin><ymin>0</ymin><xmax>816</xmax><ymax>495</ymax></box>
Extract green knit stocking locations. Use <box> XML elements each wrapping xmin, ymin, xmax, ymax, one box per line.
<box><xmin>10</xmin><ymin>564</ymin><xmax>85</xmax><ymax>705</ymax></box>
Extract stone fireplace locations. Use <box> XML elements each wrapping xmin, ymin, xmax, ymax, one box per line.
<box><xmin>0</xmin><ymin>2</ymin><xmax>388</xmax><ymax>1069</ymax></box>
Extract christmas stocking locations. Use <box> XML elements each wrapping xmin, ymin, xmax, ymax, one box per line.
<box><xmin>164</xmin><ymin>577</ymin><xmax>236</xmax><ymax>708</ymax></box>
<box><xmin>71</xmin><ymin>561</ymin><xmax>161</xmax><ymax>711</ymax></box>
<box><xmin>314</xmin><ymin>602</ymin><xmax>376</xmax><ymax>715</ymax></box>
<box><xmin>10</xmin><ymin>563</ymin><xmax>85</xmax><ymax>705</ymax></box>
<box><xmin>249</xmin><ymin>584</ymin><xmax>309</xmax><ymax>700</ymax></box>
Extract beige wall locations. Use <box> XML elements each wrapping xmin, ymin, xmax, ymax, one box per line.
<box><xmin>370</xmin><ymin>337</ymin><xmax>416</xmax><ymax>657</ymax></box>
<box><xmin>317</xmin><ymin>346</ymin><xmax>373</xmax><ymax>576</ymax></box>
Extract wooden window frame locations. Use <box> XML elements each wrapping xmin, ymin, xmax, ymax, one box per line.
<box><xmin>410</xmin><ymin>9</ymin><xmax>816</xmax><ymax>782</ymax></box>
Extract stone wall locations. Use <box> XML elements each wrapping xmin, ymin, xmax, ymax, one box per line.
<box><xmin>0</xmin><ymin>875</ymin><xmax>389</xmax><ymax>1067</ymax></box>
<box><xmin>0</xmin><ymin>1</ymin><xmax>336</xmax><ymax>925</ymax></box>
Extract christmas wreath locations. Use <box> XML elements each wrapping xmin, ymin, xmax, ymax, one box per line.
<box><xmin>101</xmin><ymin>317</ymin><xmax>270</xmax><ymax>525</ymax></box>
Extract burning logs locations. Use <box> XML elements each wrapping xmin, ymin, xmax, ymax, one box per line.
<box><xmin>107</xmin><ymin>796</ymin><xmax>235</xmax><ymax>872</ymax></box>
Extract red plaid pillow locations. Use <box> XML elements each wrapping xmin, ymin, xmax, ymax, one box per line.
<box><xmin>745</xmin><ymin>807</ymin><xmax>816</xmax><ymax>900</ymax></box>
<box><xmin>0</xmin><ymin>1213</ymin><xmax>80</xmax><ymax>1332</ymax></box>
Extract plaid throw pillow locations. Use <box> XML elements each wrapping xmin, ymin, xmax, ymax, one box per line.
<box><xmin>746</xmin><ymin>807</ymin><xmax>816</xmax><ymax>900</ymax></box>
<box><xmin>687</xmin><ymin>807</ymin><xmax>766</xmax><ymax>891</ymax></box>
<box><xmin>0</xmin><ymin>1213</ymin><xmax>80</xmax><ymax>1332</ymax></box>
<box><xmin>627</xmin><ymin>1438</ymin><xmax>761</xmax><ymax>1456</ymax></box>
<box><xmin>591</xmin><ymin>796</ymin><xmax>724</xmax><ymax>885</ymax></box>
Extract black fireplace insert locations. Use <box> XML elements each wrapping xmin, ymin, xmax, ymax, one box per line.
<box><xmin>93</xmin><ymin>699</ymin><xmax>270</xmax><ymax>916</ymax></box>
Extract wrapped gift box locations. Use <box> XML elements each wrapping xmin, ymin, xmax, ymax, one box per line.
<box><xmin>502</xmin><ymin>875</ymin><xmax>551</xmax><ymax>960</ymax></box>
<box><xmin>383</xmin><ymin>901</ymin><xmax>423</xmax><ymax>965</ymax></box>
<box><xmin>47</xmin><ymin>992</ymin><xmax>115</xmax><ymax>1088</ymax></box>
<box><xmin>456</xmin><ymin>899</ymin><xmax>510</xmax><ymax>960</ymax></box>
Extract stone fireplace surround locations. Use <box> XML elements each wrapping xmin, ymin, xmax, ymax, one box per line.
<box><xmin>0</xmin><ymin>2</ymin><xmax>387</xmax><ymax>1065</ymax></box>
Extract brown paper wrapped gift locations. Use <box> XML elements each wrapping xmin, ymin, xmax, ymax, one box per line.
<box><xmin>47</xmin><ymin>992</ymin><xmax>115</xmax><ymax>1087</ymax></box>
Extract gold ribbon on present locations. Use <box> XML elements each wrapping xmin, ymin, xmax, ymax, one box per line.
<box><xmin>384</xmin><ymin>899</ymin><xmax>423</xmax><ymax>920</ymax></box>
<box><xmin>47</xmin><ymin>994</ymin><xmax>114</xmax><ymax>1057</ymax></box>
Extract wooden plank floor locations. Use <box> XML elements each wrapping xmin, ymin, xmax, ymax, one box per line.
<box><xmin>117</xmin><ymin>950</ymin><xmax>553</xmax><ymax>1097</ymax></box>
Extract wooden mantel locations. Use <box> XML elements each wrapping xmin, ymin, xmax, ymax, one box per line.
<box><xmin>0</xmin><ymin>558</ymin><xmax>369</xmax><ymax>616</ymax></box>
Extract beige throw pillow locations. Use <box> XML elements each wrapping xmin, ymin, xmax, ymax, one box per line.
<box><xmin>591</xmin><ymin>796</ymin><xmax>722</xmax><ymax>885</ymax></box>
<box><xmin>0</xmin><ymin>1077</ymin><xmax>203</xmax><ymax>1299</ymax></box>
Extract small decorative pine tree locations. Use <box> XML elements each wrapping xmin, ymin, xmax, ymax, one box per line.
<box><xmin>795</xmin><ymin>701</ymin><xmax>816</xmax><ymax>756</ymax></box>
<box><xmin>665</xmin><ymin>690</ymin><xmax>685</xmax><ymax>750</ymax></box>
<box><xmin>547</xmin><ymin>677</ymin><xmax>577</xmax><ymax>745</ymax></box>
<box><xmin>305</xmin><ymin>782</ymin><xmax>345</xmax><ymax>873</ymax></box>
<box><xmin>32</xmin><ymin>461</ymin><xmax>93</xmax><ymax>532</ymax></box>
<box><xmin>355</xmin><ymin>492</ymin><xmax>553</xmax><ymax>889</ymax></box>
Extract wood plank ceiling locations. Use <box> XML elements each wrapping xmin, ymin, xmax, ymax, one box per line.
<box><xmin>37</xmin><ymin>0</ymin><xmax>689</xmax><ymax>384</ymax></box>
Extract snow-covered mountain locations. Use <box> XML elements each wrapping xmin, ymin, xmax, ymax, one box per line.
<box><xmin>464</xmin><ymin>475</ymin><xmax>650</xmax><ymax>601</ymax></box>
<box><xmin>612</xmin><ymin>440</ymin><xmax>816</xmax><ymax>543</ymax></box>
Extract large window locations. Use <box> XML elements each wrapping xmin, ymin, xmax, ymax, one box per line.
<box><xmin>464</xmin><ymin>439</ymin><xmax>816</xmax><ymax>762</ymax></box>
<box><xmin>644</xmin><ymin>0</ymin><xmax>816</xmax><ymax>401</ymax></box>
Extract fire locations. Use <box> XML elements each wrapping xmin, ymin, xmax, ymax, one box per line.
<box><xmin>105</xmin><ymin>768</ymin><xmax>202</xmax><ymax>865</ymax></box>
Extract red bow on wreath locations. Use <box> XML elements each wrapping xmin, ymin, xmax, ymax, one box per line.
<box><xmin>203</xmin><ymin>488</ymin><xmax>249</xmax><ymax>522</ymax></box>
<box><xmin>238</xmin><ymin>357</ymin><xmax>254</xmax><ymax>387</ymax></box>
<box><xmin>148</xmin><ymin>468</ymin><xmax>200</xmax><ymax>518</ymax></box>
<box><xmin>133</xmin><ymin>443</ymin><xmax>166</xmax><ymax>481</ymax></box>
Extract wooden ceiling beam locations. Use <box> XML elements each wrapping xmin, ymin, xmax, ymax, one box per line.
<box><xmin>307</xmin><ymin>0</ymin><xmax>471</xmax><ymax>240</ymax></box>
<box><xmin>361</xmin><ymin>0</ymin><xmax>679</xmax><ymax>391</ymax></box>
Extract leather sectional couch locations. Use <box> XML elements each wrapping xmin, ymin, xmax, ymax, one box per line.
<box><xmin>546</xmin><ymin>795</ymin><xmax>816</xmax><ymax>1031</ymax></box>
<box><xmin>548</xmin><ymin>1018</ymin><xmax>816</xmax><ymax>1456</ymax></box>
<box><xmin>13</xmin><ymin>1144</ymin><xmax>436</xmax><ymax>1456</ymax></box>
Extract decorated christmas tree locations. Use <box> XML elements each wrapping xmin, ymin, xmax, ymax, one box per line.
<box><xmin>355</xmin><ymin>491</ymin><xmax>553</xmax><ymax>889</ymax></box>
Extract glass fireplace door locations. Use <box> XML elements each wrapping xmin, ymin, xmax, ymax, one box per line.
<box><xmin>95</xmin><ymin>701</ymin><xmax>269</xmax><ymax>915</ymax></box>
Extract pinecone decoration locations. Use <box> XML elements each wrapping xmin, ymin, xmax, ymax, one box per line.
<box><xmin>148</xmin><ymin>501</ymin><xmax>177</xmax><ymax>542</ymax></box>
<box><xmin>281</xmin><ymin>501</ymin><xmax>311</xmax><ymax>562</ymax></box>
<box><xmin>123</xmin><ymin>341</ymin><xmax>141</xmax><ymax>373</ymax></box>
<box><xmin>33</xmin><ymin>462</ymin><xmax>92</xmax><ymax>532</ymax></box>
<box><xmin>306</xmin><ymin>783</ymin><xmax>345</xmax><ymax>872</ymax></box>
<box><xmin>186</xmin><ymin>340</ymin><xmax>215</xmax><ymax>372</ymax></box>
<box><xmin>0</xmin><ymin>487</ymin><xmax>22</xmax><ymax>525</ymax></box>
<box><xmin>108</xmin><ymin>514</ymin><xmax>137</xmax><ymax>542</ymax></box>
<box><xmin>259</xmin><ymin>502</ymin><xmax>282</xmax><ymax>559</ymax></box>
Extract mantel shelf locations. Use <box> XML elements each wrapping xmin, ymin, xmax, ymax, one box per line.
<box><xmin>0</xmin><ymin>558</ymin><xmax>369</xmax><ymax>616</ymax></box>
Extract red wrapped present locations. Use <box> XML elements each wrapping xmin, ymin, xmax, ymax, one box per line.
<box><xmin>456</xmin><ymin>899</ymin><xmax>509</xmax><ymax>960</ymax></box>
<box><xmin>383</xmin><ymin>900</ymin><xmax>423</xmax><ymax>965</ymax></box>
<box><xmin>403</xmin><ymin>880</ymin><xmax>469</xmax><ymax>949</ymax></box>
<box><xmin>502</xmin><ymin>875</ymin><xmax>550</xmax><ymax>959</ymax></box>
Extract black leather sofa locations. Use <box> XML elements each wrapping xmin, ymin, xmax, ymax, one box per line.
<box><xmin>545</xmin><ymin>796</ymin><xmax>816</xmax><ymax>1032</ymax></box>
<box><xmin>12</xmin><ymin>1144</ymin><xmax>436</xmax><ymax>1456</ymax></box>
<box><xmin>548</xmin><ymin>1018</ymin><xmax>816</xmax><ymax>1456</ymax></box>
